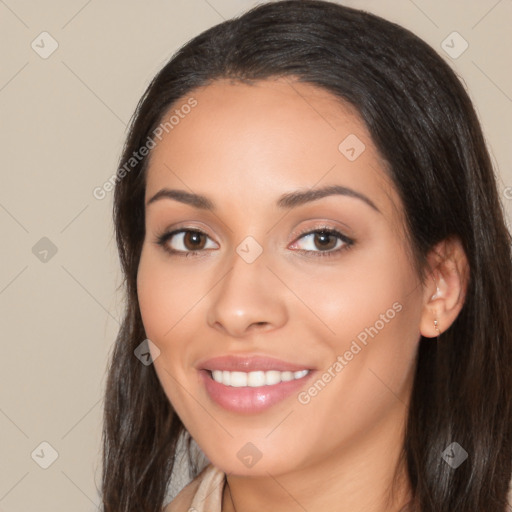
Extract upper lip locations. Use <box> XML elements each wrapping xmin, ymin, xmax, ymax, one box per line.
<box><xmin>198</xmin><ymin>355</ymin><xmax>313</xmax><ymax>372</ymax></box>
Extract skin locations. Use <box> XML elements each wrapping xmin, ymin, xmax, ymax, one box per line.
<box><xmin>137</xmin><ymin>77</ymin><xmax>469</xmax><ymax>512</ymax></box>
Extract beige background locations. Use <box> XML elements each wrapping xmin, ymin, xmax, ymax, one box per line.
<box><xmin>0</xmin><ymin>0</ymin><xmax>511</xmax><ymax>510</ymax></box>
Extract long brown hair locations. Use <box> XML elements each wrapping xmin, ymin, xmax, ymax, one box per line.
<box><xmin>102</xmin><ymin>1</ymin><xmax>512</xmax><ymax>510</ymax></box>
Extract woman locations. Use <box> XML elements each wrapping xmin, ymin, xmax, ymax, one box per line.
<box><xmin>101</xmin><ymin>1</ymin><xmax>512</xmax><ymax>511</ymax></box>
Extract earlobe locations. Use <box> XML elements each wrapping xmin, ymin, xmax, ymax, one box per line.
<box><xmin>419</xmin><ymin>237</ymin><xmax>470</xmax><ymax>339</ymax></box>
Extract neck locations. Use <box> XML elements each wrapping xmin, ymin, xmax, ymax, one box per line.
<box><xmin>222</xmin><ymin>403</ymin><xmax>412</xmax><ymax>512</ymax></box>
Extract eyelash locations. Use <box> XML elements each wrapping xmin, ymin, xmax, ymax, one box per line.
<box><xmin>155</xmin><ymin>225</ymin><xmax>355</xmax><ymax>259</ymax></box>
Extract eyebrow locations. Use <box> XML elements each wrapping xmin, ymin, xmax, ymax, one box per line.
<box><xmin>147</xmin><ymin>188</ymin><xmax>214</xmax><ymax>210</ymax></box>
<box><xmin>146</xmin><ymin>184</ymin><xmax>380</xmax><ymax>213</ymax></box>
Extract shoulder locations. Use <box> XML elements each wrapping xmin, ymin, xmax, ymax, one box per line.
<box><xmin>163</xmin><ymin>464</ymin><xmax>225</xmax><ymax>512</ymax></box>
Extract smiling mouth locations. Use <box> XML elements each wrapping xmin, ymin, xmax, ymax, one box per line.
<box><xmin>209</xmin><ymin>369</ymin><xmax>310</xmax><ymax>387</ymax></box>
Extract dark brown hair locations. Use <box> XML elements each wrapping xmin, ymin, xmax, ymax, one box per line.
<box><xmin>102</xmin><ymin>1</ymin><xmax>512</xmax><ymax>510</ymax></box>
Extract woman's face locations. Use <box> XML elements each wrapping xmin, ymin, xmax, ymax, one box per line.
<box><xmin>137</xmin><ymin>78</ymin><xmax>426</xmax><ymax>477</ymax></box>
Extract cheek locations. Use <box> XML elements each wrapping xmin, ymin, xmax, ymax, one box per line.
<box><xmin>290</xmin><ymin>245</ymin><xmax>421</xmax><ymax>408</ymax></box>
<box><xmin>288</xmin><ymin>241</ymin><xmax>418</xmax><ymax>348</ymax></box>
<box><xmin>137</xmin><ymin>249</ymin><xmax>206</xmax><ymax>341</ymax></box>
<box><xmin>137</xmin><ymin>251</ymin><xmax>201</xmax><ymax>414</ymax></box>
<box><xmin>291</xmin><ymin>295</ymin><xmax>420</xmax><ymax>465</ymax></box>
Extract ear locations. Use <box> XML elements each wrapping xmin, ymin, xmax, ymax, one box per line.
<box><xmin>419</xmin><ymin>236</ymin><xmax>470</xmax><ymax>338</ymax></box>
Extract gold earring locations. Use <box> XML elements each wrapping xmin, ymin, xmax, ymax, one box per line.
<box><xmin>434</xmin><ymin>317</ymin><xmax>440</xmax><ymax>335</ymax></box>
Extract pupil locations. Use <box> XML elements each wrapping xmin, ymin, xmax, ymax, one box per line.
<box><xmin>185</xmin><ymin>231</ymin><xmax>204</xmax><ymax>250</ymax></box>
<box><xmin>316</xmin><ymin>231</ymin><xmax>335</xmax><ymax>250</ymax></box>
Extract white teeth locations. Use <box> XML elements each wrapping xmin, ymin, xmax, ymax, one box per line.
<box><xmin>230</xmin><ymin>371</ymin><xmax>248</xmax><ymax>387</ymax></box>
<box><xmin>210</xmin><ymin>369</ymin><xmax>310</xmax><ymax>387</ymax></box>
<box><xmin>265</xmin><ymin>370</ymin><xmax>282</xmax><ymax>386</ymax></box>
<box><xmin>248</xmin><ymin>371</ymin><xmax>266</xmax><ymax>387</ymax></box>
<box><xmin>281</xmin><ymin>371</ymin><xmax>294</xmax><ymax>382</ymax></box>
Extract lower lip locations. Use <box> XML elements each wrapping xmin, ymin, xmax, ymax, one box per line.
<box><xmin>200</xmin><ymin>370</ymin><xmax>314</xmax><ymax>413</ymax></box>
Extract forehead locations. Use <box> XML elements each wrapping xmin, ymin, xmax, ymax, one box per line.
<box><xmin>144</xmin><ymin>77</ymin><xmax>400</xmax><ymax>221</ymax></box>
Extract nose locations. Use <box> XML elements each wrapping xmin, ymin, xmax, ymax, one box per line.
<box><xmin>206</xmin><ymin>248</ymin><xmax>288</xmax><ymax>339</ymax></box>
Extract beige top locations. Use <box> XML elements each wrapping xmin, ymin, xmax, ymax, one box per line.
<box><xmin>165</xmin><ymin>464</ymin><xmax>512</xmax><ymax>511</ymax></box>
<box><xmin>164</xmin><ymin>464</ymin><xmax>225</xmax><ymax>512</ymax></box>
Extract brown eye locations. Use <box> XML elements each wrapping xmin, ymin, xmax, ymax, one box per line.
<box><xmin>289</xmin><ymin>227</ymin><xmax>354</xmax><ymax>258</ymax></box>
<box><xmin>183</xmin><ymin>231</ymin><xmax>207</xmax><ymax>250</ymax></box>
<box><xmin>313</xmin><ymin>231</ymin><xmax>338</xmax><ymax>251</ymax></box>
<box><xmin>157</xmin><ymin>229</ymin><xmax>219</xmax><ymax>255</ymax></box>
